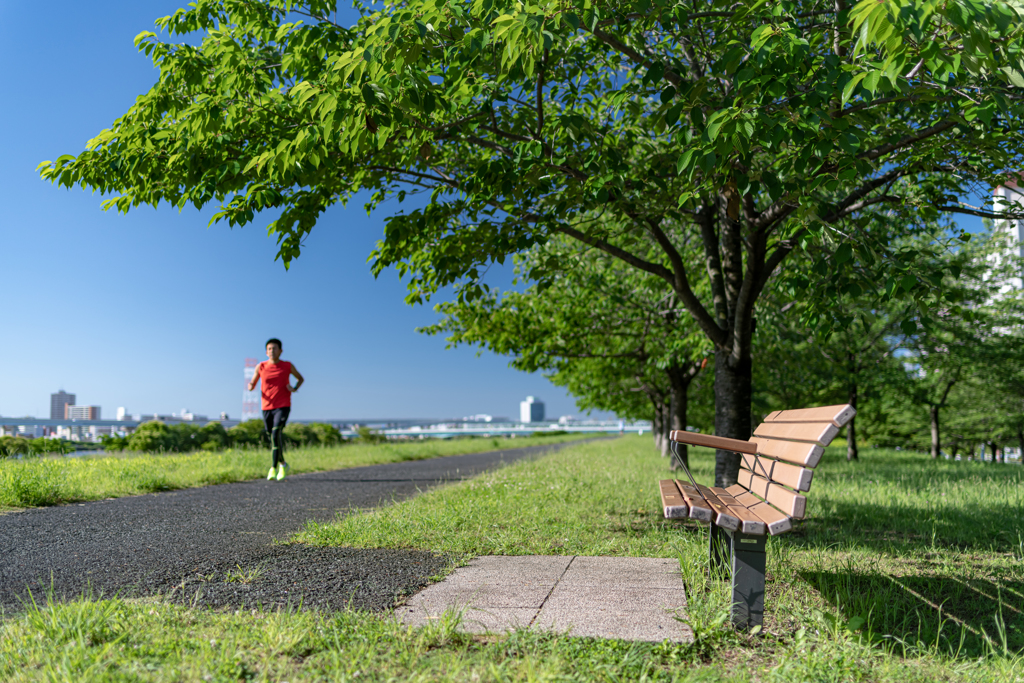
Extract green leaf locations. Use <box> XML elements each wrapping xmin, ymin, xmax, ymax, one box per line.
<box><xmin>835</xmin><ymin>243</ymin><xmax>853</xmax><ymax>264</ymax></box>
<box><xmin>841</xmin><ymin>73</ymin><xmax>866</xmax><ymax>105</ymax></box>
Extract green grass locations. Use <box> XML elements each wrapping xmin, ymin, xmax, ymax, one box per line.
<box><xmin>2</xmin><ymin>436</ymin><xmax>1022</xmax><ymax>681</ymax></box>
<box><xmin>0</xmin><ymin>433</ymin><xmax>590</xmax><ymax>510</ymax></box>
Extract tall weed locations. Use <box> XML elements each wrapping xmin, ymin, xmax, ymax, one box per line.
<box><xmin>0</xmin><ymin>459</ymin><xmax>76</xmax><ymax>507</ymax></box>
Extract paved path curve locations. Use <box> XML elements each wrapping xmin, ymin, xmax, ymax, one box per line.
<box><xmin>1</xmin><ymin>441</ymin><xmax>588</xmax><ymax>614</ymax></box>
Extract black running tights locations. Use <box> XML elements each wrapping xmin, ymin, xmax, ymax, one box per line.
<box><xmin>262</xmin><ymin>407</ymin><xmax>290</xmax><ymax>467</ymax></box>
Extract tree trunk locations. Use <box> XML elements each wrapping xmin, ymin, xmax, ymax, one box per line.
<box><xmin>988</xmin><ymin>442</ymin><xmax>998</xmax><ymax>464</ymax></box>
<box><xmin>1018</xmin><ymin>428</ymin><xmax>1024</xmax><ymax>463</ymax></box>
<box><xmin>929</xmin><ymin>405</ymin><xmax>941</xmax><ymax>459</ymax></box>
<box><xmin>651</xmin><ymin>401</ymin><xmax>667</xmax><ymax>458</ymax></box>
<box><xmin>950</xmin><ymin>438</ymin><xmax>959</xmax><ymax>460</ymax></box>
<box><xmin>847</xmin><ymin>380</ymin><xmax>859</xmax><ymax>461</ymax></box>
<box><xmin>667</xmin><ymin>365</ymin><xmax>694</xmax><ymax>471</ymax></box>
<box><xmin>713</xmin><ymin>348</ymin><xmax>752</xmax><ymax>487</ymax></box>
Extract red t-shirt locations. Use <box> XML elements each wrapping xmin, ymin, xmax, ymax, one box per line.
<box><xmin>258</xmin><ymin>361</ymin><xmax>292</xmax><ymax>410</ymax></box>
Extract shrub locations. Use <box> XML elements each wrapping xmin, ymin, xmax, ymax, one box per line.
<box><xmin>0</xmin><ymin>436</ymin><xmax>30</xmax><ymax>458</ymax></box>
<box><xmin>283</xmin><ymin>422</ymin><xmax>317</xmax><ymax>447</ymax></box>
<box><xmin>310</xmin><ymin>422</ymin><xmax>343</xmax><ymax>446</ymax></box>
<box><xmin>355</xmin><ymin>426</ymin><xmax>387</xmax><ymax>444</ymax></box>
<box><xmin>100</xmin><ymin>434</ymin><xmax>131</xmax><ymax>452</ymax></box>
<box><xmin>228</xmin><ymin>420</ymin><xmax>267</xmax><ymax>448</ymax></box>
<box><xmin>197</xmin><ymin>422</ymin><xmax>229</xmax><ymax>450</ymax></box>
<box><xmin>127</xmin><ymin>421</ymin><xmax>177</xmax><ymax>453</ymax></box>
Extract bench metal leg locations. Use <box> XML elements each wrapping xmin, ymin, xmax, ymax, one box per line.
<box><xmin>726</xmin><ymin>529</ymin><xmax>766</xmax><ymax>629</ymax></box>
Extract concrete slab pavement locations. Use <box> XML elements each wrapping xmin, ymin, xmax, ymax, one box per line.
<box><xmin>396</xmin><ymin>555</ymin><xmax>693</xmax><ymax>642</ymax></box>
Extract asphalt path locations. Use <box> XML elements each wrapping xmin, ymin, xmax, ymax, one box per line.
<box><xmin>0</xmin><ymin>440</ymin><xmax>590</xmax><ymax>614</ymax></box>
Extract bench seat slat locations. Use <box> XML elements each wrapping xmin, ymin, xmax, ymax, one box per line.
<box><xmin>765</xmin><ymin>404</ymin><xmax>856</xmax><ymax>428</ymax></box>
<box><xmin>753</xmin><ymin>421</ymin><xmax>839</xmax><ymax>447</ymax></box>
<box><xmin>709</xmin><ymin>486</ymin><xmax>767</xmax><ymax>535</ymax></box>
<box><xmin>736</xmin><ymin>470</ymin><xmax>807</xmax><ymax>518</ymax></box>
<box><xmin>726</xmin><ymin>485</ymin><xmax>793</xmax><ymax>535</ymax></box>
<box><xmin>694</xmin><ymin>485</ymin><xmax>741</xmax><ymax>531</ymax></box>
<box><xmin>673</xmin><ymin>481</ymin><xmax>714</xmax><ymax>523</ymax></box>
<box><xmin>751</xmin><ymin>437</ymin><xmax>824</xmax><ymax>468</ymax></box>
<box><xmin>740</xmin><ymin>453</ymin><xmax>813</xmax><ymax>492</ymax></box>
<box><xmin>659</xmin><ymin>480</ymin><xmax>689</xmax><ymax>519</ymax></box>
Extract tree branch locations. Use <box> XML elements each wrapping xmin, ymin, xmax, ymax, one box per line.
<box><xmin>642</xmin><ymin>215</ymin><xmax>725</xmax><ymax>344</ymax></box>
<box><xmin>858</xmin><ymin>119</ymin><xmax>958</xmax><ymax>161</ymax></box>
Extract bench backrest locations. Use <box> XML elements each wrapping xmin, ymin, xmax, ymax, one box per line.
<box><xmin>671</xmin><ymin>404</ymin><xmax>855</xmax><ymax>522</ymax></box>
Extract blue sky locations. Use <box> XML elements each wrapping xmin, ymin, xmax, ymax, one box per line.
<box><xmin>0</xmin><ymin>1</ymin><xmax>611</xmax><ymax>421</ymax></box>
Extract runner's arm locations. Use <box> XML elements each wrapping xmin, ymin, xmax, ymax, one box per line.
<box><xmin>247</xmin><ymin>363</ymin><xmax>262</xmax><ymax>392</ymax></box>
<box><xmin>289</xmin><ymin>365</ymin><xmax>304</xmax><ymax>392</ymax></box>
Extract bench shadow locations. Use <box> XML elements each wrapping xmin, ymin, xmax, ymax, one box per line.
<box><xmin>800</xmin><ymin>569</ymin><xmax>1024</xmax><ymax>656</ymax></box>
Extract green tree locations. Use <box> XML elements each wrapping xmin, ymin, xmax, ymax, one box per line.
<box><xmin>198</xmin><ymin>422</ymin><xmax>230</xmax><ymax>450</ymax></box>
<box><xmin>883</xmin><ymin>228</ymin><xmax>1021</xmax><ymax>459</ymax></box>
<box><xmin>127</xmin><ymin>421</ymin><xmax>178</xmax><ymax>452</ymax></box>
<box><xmin>40</xmin><ymin>0</ymin><xmax>1024</xmax><ymax>484</ymax></box>
<box><xmin>309</xmin><ymin>422</ymin><xmax>343</xmax><ymax>446</ymax></box>
<box><xmin>424</xmin><ymin>235</ymin><xmax>709</xmax><ymax>466</ymax></box>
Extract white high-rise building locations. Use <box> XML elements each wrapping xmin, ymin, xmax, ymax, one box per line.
<box><xmin>992</xmin><ymin>179</ymin><xmax>1024</xmax><ymax>291</ymax></box>
<box><xmin>520</xmin><ymin>396</ymin><xmax>545</xmax><ymax>423</ymax></box>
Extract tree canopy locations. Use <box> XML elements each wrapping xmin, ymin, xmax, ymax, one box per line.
<box><xmin>40</xmin><ymin>0</ymin><xmax>1024</xmax><ymax>483</ymax></box>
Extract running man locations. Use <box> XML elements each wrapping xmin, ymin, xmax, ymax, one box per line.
<box><xmin>247</xmin><ymin>338</ymin><xmax>304</xmax><ymax>480</ymax></box>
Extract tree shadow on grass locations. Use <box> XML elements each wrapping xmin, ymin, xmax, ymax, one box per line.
<box><xmin>791</xmin><ymin>499</ymin><xmax>1024</xmax><ymax>555</ymax></box>
<box><xmin>801</xmin><ymin>567</ymin><xmax>1024</xmax><ymax>656</ymax></box>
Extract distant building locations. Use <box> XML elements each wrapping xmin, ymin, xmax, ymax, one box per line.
<box><xmin>172</xmin><ymin>409</ymin><xmax>207</xmax><ymax>422</ymax></box>
<box><xmin>116</xmin><ymin>407</ymin><xmax>130</xmax><ymax>420</ymax></box>
<box><xmin>50</xmin><ymin>391</ymin><xmax>75</xmax><ymax>420</ymax></box>
<box><xmin>65</xmin><ymin>405</ymin><xmax>100</xmax><ymax>420</ymax></box>
<box><xmin>993</xmin><ymin>178</ymin><xmax>1024</xmax><ymax>291</ymax></box>
<box><xmin>520</xmin><ymin>396</ymin><xmax>545</xmax><ymax>423</ymax></box>
<box><xmin>462</xmin><ymin>414</ymin><xmax>494</xmax><ymax>423</ymax></box>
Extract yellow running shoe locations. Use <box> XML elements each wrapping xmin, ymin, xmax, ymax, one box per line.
<box><xmin>267</xmin><ymin>467</ymin><xmax>276</xmax><ymax>480</ymax></box>
<box><xmin>276</xmin><ymin>463</ymin><xmax>288</xmax><ymax>480</ymax></box>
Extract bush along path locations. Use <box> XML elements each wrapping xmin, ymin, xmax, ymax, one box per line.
<box><xmin>0</xmin><ymin>441</ymin><xmax>587</xmax><ymax>614</ymax></box>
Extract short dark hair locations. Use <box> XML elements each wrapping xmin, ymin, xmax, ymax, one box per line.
<box><xmin>266</xmin><ymin>338</ymin><xmax>282</xmax><ymax>350</ymax></box>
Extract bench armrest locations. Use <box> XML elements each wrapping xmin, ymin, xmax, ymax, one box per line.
<box><xmin>669</xmin><ymin>430</ymin><xmax>758</xmax><ymax>455</ymax></box>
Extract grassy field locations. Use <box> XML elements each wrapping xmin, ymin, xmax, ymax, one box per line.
<box><xmin>0</xmin><ymin>433</ymin><xmax>590</xmax><ymax>510</ymax></box>
<box><xmin>2</xmin><ymin>436</ymin><xmax>1022</xmax><ymax>681</ymax></box>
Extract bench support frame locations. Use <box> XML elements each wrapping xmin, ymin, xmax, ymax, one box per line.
<box><xmin>709</xmin><ymin>523</ymin><xmax>766</xmax><ymax>629</ymax></box>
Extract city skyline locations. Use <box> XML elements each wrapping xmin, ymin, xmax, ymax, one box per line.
<box><xmin>6</xmin><ymin>387</ymin><xmax>566</xmax><ymax>425</ymax></box>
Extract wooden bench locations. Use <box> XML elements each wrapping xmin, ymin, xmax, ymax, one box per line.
<box><xmin>658</xmin><ymin>404</ymin><xmax>855</xmax><ymax>629</ymax></box>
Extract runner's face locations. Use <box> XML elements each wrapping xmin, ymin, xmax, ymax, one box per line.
<box><xmin>266</xmin><ymin>343</ymin><xmax>281</xmax><ymax>362</ymax></box>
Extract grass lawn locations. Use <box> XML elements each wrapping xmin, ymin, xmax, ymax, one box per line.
<box><xmin>2</xmin><ymin>435</ymin><xmax>1022</xmax><ymax>681</ymax></box>
<box><xmin>0</xmin><ymin>433</ymin><xmax>590</xmax><ymax>510</ymax></box>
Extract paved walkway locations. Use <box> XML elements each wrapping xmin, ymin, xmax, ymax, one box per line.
<box><xmin>397</xmin><ymin>556</ymin><xmax>693</xmax><ymax>642</ymax></box>
<box><xmin>1</xmin><ymin>442</ymin><xmax>589</xmax><ymax>613</ymax></box>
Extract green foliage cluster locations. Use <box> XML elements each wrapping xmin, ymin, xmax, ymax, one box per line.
<box><xmin>100</xmin><ymin>420</ymin><xmax>343</xmax><ymax>454</ymax></box>
<box><xmin>0</xmin><ymin>436</ymin><xmax>74</xmax><ymax>458</ymax></box>
<box><xmin>354</xmin><ymin>426</ymin><xmax>388</xmax><ymax>444</ymax></box>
